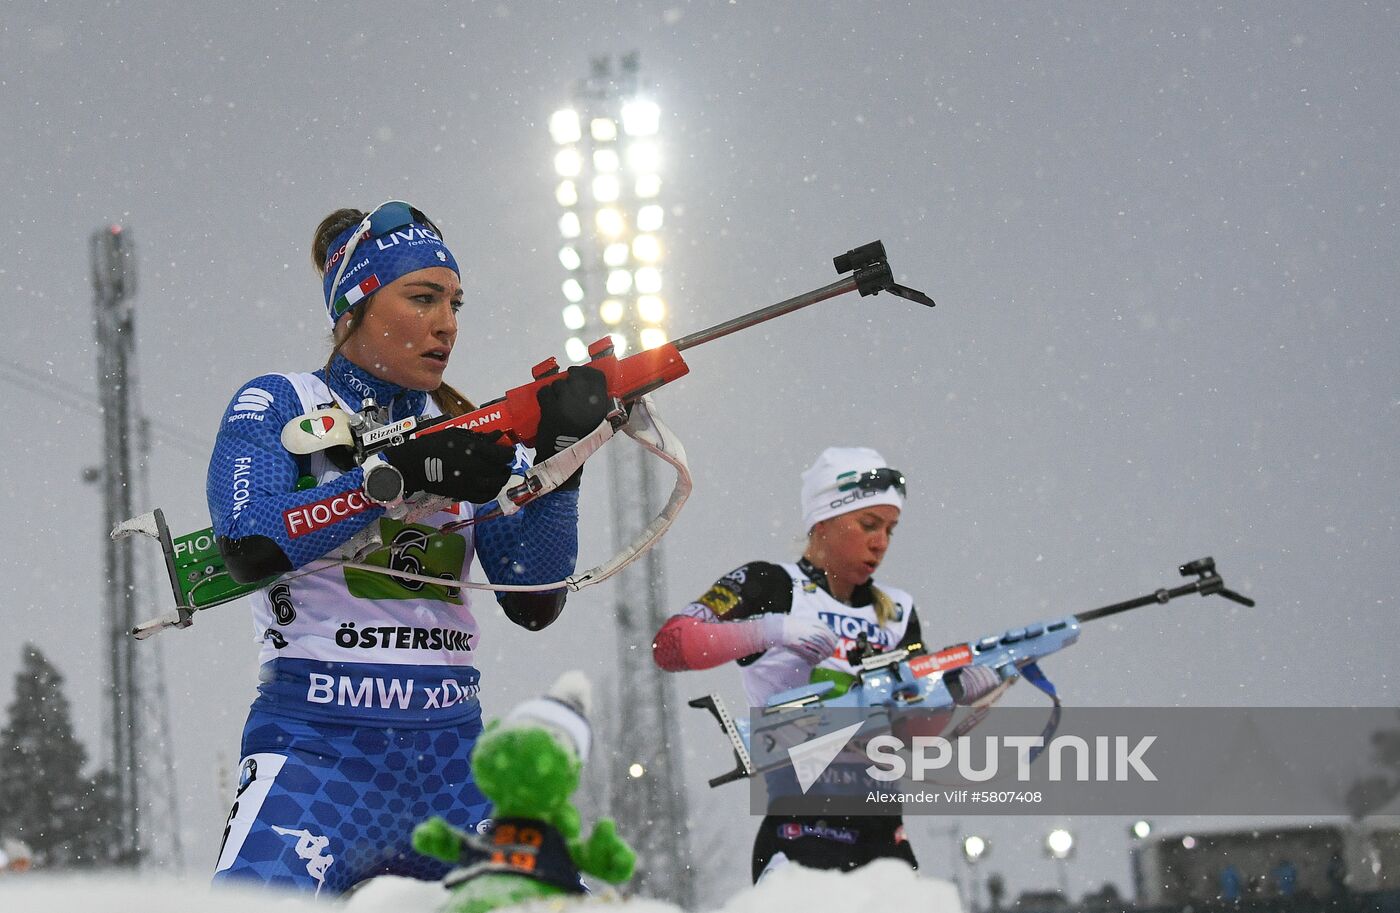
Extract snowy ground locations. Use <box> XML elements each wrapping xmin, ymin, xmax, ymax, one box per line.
<box><xmin>0</xmin><ymin>861</ymin><xmax>957</xmax><ymax>913</ymax></box>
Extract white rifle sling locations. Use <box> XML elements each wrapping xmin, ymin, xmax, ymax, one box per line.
<box><xmin>337</xmin><ymin>395</ymin><xmax>690</xmax><ymax>593</ymax></box>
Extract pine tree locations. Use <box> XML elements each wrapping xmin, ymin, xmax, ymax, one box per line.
<box><xmin>1345</xmin><ymin>709</ymin><xmax>1400</xmax><ymax>819</ymax></box>
<box><xmin>0</xmin><ymin>643</ymin><xmax>120</xmax><ymax>868</ymax></box>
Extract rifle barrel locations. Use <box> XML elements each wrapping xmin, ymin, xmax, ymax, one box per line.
<box><xmin>1076</xmin><ymin>580</ymin><xmax>1213</xmax><ymax>623</ymax></box>
<box><xmin>672</xmin><ymin>276</ymin><xmax>858</xmax><ymax>353</ymax></box>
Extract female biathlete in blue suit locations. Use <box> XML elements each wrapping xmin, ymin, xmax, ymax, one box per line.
<box><xmin>208</xmin><ymin>202</ymin><xmax>608</xmax><ymax>896</ymax></box>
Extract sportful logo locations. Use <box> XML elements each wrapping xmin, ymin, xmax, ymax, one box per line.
<box><xmin>342</xmin><ymin>257</ymin><xmax>369</xmax><ymax>281</ymax></box>
<box><xmin>227</xmin><ymin>387</ymin><xmax>273</xmax><ymax>423</ymax></box>
<box><xmin>424</xmin><ymin>457</ymin><xmax>444</xmax><ymax>484</ymax></box>
<box><xmin>235</xmin><ymin>388</ymin><xmax>273</xmax><ymax>411</ymax></box>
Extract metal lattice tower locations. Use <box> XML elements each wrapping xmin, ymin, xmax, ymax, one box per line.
<box><xmin>90</xmin><ymin>226</ymin><xmax>182</xmax><ymax>868</ymax></box>
<box><xmin>91</xmin><ymin>225</ymin><xmax>141</xmax><ymax>865</ymax></box>
<box><xmin>546</xmin><ymin>55</ymin><xmax>695</xmax><ymax>906</ymax></box>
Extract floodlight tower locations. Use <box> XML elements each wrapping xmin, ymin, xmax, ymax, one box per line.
<box><xmin>548</xmin><ymin>54</ymin><xmax>693</xmax><ymax>906</ymax></box>
<box><xmin>91</xmin><ymin>225</ymin><xmax>142</xmax><ymax>866</ymax></box>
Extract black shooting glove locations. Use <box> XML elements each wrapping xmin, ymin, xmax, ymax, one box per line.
<box><xmin>534</xmin><ymin>366</ymin><xmax>611</xmax><ymax>490</ymax></box>
<box><xmin>383</xmin><ymin>428</ymin><xmax>516</xmax><ymax>504</ymax></box>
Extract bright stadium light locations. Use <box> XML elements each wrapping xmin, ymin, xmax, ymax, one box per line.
<box><xmin>634</xmin><ymin>266</ymin><xmax>661</xmax><ymax>294</ymax></box>
<box><xmin>591</xmin><ymin>117</ymin><xmax>618</xmax><ymax>142</ymax></box>
<box><xmin>622</xmin><ymin>99</ymin><xmax>659</xmax><ymax>136</ymax></box>
<box><xmin>1046</xmin><ymin>829</ymin><xmax>1075</xmax><ymax>859</ymax></box>
<box><xmin>637</xmin><ymin>204</ymin><xmax>664</xmax><ymax>232</ymax></box>
<box><xmin>549</xmin><ymin>75</ymin><xmax>670</xmax><ymax>480</ymax></box>
<box><xmin>593</xmin><ymin>148</ymin><xmax>620</xmax><ymax>173</ymax></box>
<box><xmin>606</xmin><ymin>269</ymin><xmax>633</xmax><ymax>295</ymax></box>
<box><xmin>564</xmin><ymin>336</ymin><xmax>588</xmax><ymax>363</ymax></box>
<box><xmin>1131</xmin><ymin>820</ymin><xmax>1153</xmax><ymax>840</ymax></box>
<box><xmin>637</xmin><ymin>294</ymin><xmax>665</xmax><ymax>323</ymax></box>
<box><xmin>561</xmin><ymin>303</ymin><xmax>586</xmax><ymax>330</ymax></box>
<box><xmin>553</xmin><ymin>147</ymin><xmax>582</xmax><ymax>177</ymax></box>
<box><xmin>599</xmin><ymin>298</ymin><xmax>625</xmax><ymax>325</ymax></box>
<box><xmin>627</xmin><ymin>142</ymin><xmax>659</xmax><ymax>173</ymax></box>
<box><xmin>549</xmin><ymin>109</ymin><xmax>581</xmax><ymax>144</ymax></box>
<box><xmin>592</xmin><ymin>174</ymin><xmax>620</xmax><ymax>203</ymax></box>
<box><xmin>603</xmin><ymin>242</ymin><xmax>630</xmax><ymax>267</ymax></box>
<box><xmin>596</xmin><ymin>207</ymin><xmax>625</xmax><ymax>237</ymax></box>
<box><xmin>962</xmin><ymin>835</ymin><xmax>989</xmax><ymax>864</ymax></box>
<box><xmin>546</xmin><ymin>61</ymin><xmax>689</xmax><ymax>903</ymax></box>
<box><xmin>632</xmin><ymin>234</ymin><xmax>660</xmax><ymax>262</ymax></box>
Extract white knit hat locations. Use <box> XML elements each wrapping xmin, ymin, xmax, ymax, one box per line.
<box><xmin>502</xmin><ymin>670</ymin><xmax>593</xmax><ymax>760</ymax></box>
<box><xmin>800</xmin><ymin>446</ymin><xmax>905</xmax><ymax>531</ymax></box>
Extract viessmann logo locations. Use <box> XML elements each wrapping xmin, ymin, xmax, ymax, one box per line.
<box><xmin>283</xmin><ymin>490</ymin><xmax>373</xmax><ymax>538</ymax></box>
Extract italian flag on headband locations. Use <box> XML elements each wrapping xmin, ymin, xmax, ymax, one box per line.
<box><xmin>332</xmin><ymin>275</ymin><xmax>381</xmax><ymax>318</ymax></box>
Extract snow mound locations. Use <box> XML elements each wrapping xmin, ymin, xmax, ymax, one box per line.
<box><xmin>0</xmin><ymin>861</ymin><xmax>958</xmax><ymax>913</ymax></box>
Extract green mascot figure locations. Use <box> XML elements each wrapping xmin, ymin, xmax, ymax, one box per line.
<box><xmin>413</xmin><ymin>671</ymin><xmax>636</xmax><ymax>913</ymax></box>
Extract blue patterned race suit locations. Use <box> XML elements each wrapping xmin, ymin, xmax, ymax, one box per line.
<box><xmin>208</xmin><ymin>354</ymin><xmax>580</xmax><ymax>895</ymax></box>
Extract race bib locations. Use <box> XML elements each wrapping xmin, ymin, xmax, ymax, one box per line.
<box><xmin>344</xmin><ymin>518</ymin><xmax>466</xmax><ymax>603</ymax></box>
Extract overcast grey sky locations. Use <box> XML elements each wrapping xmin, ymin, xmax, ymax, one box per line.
<box><xmin>2</xmin><ymin>0</ymin><xmax>1397</xmax><ymax>905</ymax></box>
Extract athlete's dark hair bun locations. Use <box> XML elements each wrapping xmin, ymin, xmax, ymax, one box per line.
<box><xmin>312</xmin><ymin>209</ymin><xmax>367</xmax><ymax>277</ymax></box>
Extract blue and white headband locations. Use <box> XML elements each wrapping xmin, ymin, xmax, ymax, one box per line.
<box><xmin>321</xmin><ymin>200</ymin><xmax>460</xmax><ymax>325</ymax></box>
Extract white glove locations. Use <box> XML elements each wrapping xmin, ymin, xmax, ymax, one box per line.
<box><xmin>760</xmin><ymin>614</ymin><xmax>839</xmax><ymax>665</ymax></box>
<box><xmin>949</xmin><ymin>663</ymin><xmax>1001</xmax><ymax>705</ymax></box>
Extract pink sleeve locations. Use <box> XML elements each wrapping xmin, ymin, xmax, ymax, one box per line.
<box><xmin>652</xmin><ymin>615</ymin><xmax>772</xmax><ymax>672</ymax></box>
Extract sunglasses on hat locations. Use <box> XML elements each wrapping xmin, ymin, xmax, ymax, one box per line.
<box><xmin>836</xmin><ymin>467</ymin><xmax>907</xmax><ymax>497</ymax></box>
